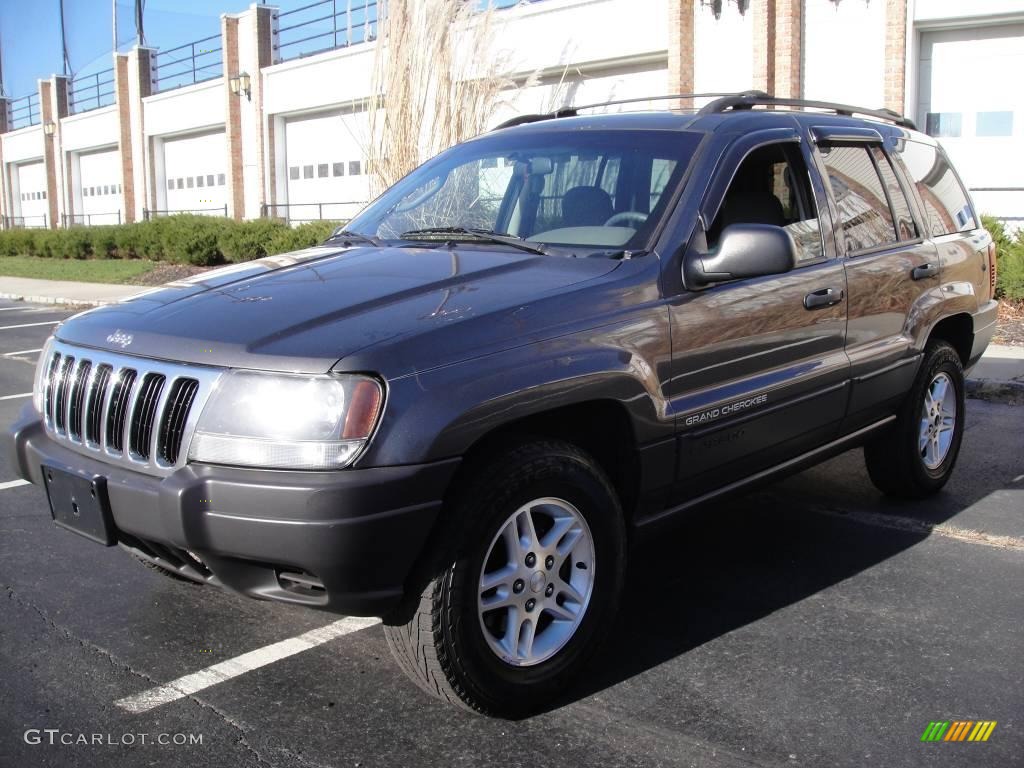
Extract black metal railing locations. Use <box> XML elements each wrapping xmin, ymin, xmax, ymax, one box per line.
<box><xmin>69</xmin><ymin>68</ymin><xmax>116</xmax><ymax>115</ymax></box>
<box><xmin>261</xmin><ymin>201</ymin><xmax>362</xmax><ymax>225</ymax></box>
<box><xmin>2</xmin><ymin>214</ymin><xmax>48</xmax><ymax>229</ymax></box>
<box><xmin>10</xmin><ymin>93</ymin><xmax>41</xmax><ymax>130</ymax></box>
<box><xmin>275</xmin><ymin>0</ymin><xmax>379</xmax><ymax>61</ymax></box>
<box><xmin>143</xmin><ymin>205</ymin><xmax>229</xmax><ymax>219</ymax></box>
<box><xmin>153</xmin><ymin>33</ymin><xmax>223</xmax><ymax>93</ymax></box>
<box><xmin>63</xmin><ymin>212</ymin><xmax>123</xmax><ymax>227</ymax></box>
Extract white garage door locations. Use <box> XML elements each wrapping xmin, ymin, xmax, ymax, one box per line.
<box><xmin>918</xmin><ymin>24</ymin><xmax>1024</xmax><ymax>222</ymax></box>
<box><xmin>16</xmin><ymin>161</ymin><xmax>48</xmax><ymax>227</ymax></box>
<box><xmin>79</xmin><ymin>148</ymin><xmax>123</xmax><ymax>225</ymax></box>
<box><xmin>162</xmin><ymin>131</ymin><xmax>227</xmax><ymax>216</ymax></box>
<box><xmin>283</xmin><ymin>110</ymin><xmax>370</xmax><ymax>224</ymax></box>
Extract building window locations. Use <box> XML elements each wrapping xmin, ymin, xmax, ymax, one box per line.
<box><xmin>218</xmin><ymin>173</ymin><xmax>226</xmax><ymax>186</ymax></box>
<box><xmin>303</xmin><ymin>165</ymin><xmax>314</xmax><ymax>179</ymax></box>
<box><xmin>349</xmin><ymin>160</ymin><xmax>361</xmax><ymax>176</ymax></box>
<box><xmin>167</xmin><ymin>179</ymin><xmax>174</xmax><ymax>191</ymax></box>
<box><xmin>186</xmin><ymin>177</ymin><xmax>194</xmax><ymax>188</ymax></box>
<box><xmin>481</xmin><ymin>157</ymin><xmax>498</xmax><ymax>169</ymax></box>
<box><xmin>318</xmin><ymin>163</ymin><xmax>328</xmax><ymax>178</ymax></box>
<box><xmin>176</xmin><ymin>178</ymin><xmax>184</xmax><ymax>189</ymax></box>
<box><xmin>925</xmin><ymin>112</ymin><xmax>962</xmax><ymax>138</ymax></box>
<box><xmin>197</xmin><ymin>175</ymin><xmax>205</xmax><ymax>188</ymax></box>
<box><xmin>332</xmin><ymin>162</ymin><xmax>345</xmax><ymax>177</ymax></box>
<box><xmin>976</xmin><ymin>111</ymin><xmax>1013</xmax><ymax>137</ymax></box>
<box><xmin>42</xmin><ymin>191</ymin><xmax>47</xmax><ymax>199</ymax></box>
<box><xmin>289</xmin><ymin>166</ymin><xmax>299</xmax><ymax>180</ymax></box>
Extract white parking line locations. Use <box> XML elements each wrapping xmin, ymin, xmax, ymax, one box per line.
<box><xmin>2</xmin><ymin>348</ymin><xmax>42</xmax><ymax>357</ymax></box>
<box><xmin>0</xmin><ymin>393</ymin><xmax>32</xmax><ymax>401</ymax></box>
<box><xmin>0</xmin><ymin>321</ymin><xmax>60</xmax><ymax>331</ymax></box>
<box><xmin>0</xmin><ymin>479</ymin><xmax>30</xmax><ymax>490</ymax></box>
<box><xmin>115</xmin><ymin>616</ymin><xmax>381</xmax><ymax>714</ymax></box>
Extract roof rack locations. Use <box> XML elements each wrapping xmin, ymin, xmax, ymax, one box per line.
<box><xmin>697</xmin><ymin>91</ymin><xmax>917</xmax><ymax>130</ymax></box>
<box><xmin>490</xmin><ymin>92</ymin><xmax>746</xmax><ymax>131</ymax></box>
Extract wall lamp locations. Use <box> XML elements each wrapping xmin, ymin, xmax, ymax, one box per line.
<box><xmin>229</xmin><ymin>72</ymin><xmax>252</xmax><ymax>102</ymax></box>
<box><xmin>43</xmin><ymin>121</ymin><xmax>56</xmax><ymax>137</ymax></box>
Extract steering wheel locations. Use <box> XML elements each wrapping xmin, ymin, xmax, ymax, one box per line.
<box><xmin>604</xmin><ymin>211</ymin><xmax>647</xmax><ymax>228</ymax></box>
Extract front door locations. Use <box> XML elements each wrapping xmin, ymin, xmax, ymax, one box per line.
<box><xmin>666</xmin><ymin>129</ymin><xmax>850</xmax><ymax>505</ymax></box>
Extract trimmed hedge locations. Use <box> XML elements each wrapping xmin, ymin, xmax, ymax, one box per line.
<box><xmin>982</xmin><ymin>215</ymin><xmax>1024</xmax><ymax>302</ymax></box>
<box><xmin>0</xmin><ymin>216</ymin><xmax>341</xmax><ymax>267</ymax></box>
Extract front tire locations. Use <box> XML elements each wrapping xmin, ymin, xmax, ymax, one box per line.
<box><xmin>864</xmin><ymin>340</ymin><xmax>966</xmax><ymax>498</ymax></box>
<box><xmin>384</xmin><ymin>440</ymin><xmax>626</xmax><ymax>716</ymax></box>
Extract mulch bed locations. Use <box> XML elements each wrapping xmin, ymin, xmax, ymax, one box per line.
<box><xmin>994</xmin><ymin>301</ymin><xmax>1024</xmax><ymax>347</ymax></box>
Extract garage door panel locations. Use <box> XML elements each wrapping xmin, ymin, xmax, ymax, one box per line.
<box><xmin>163</xmin><ymin>131</ymin><xmax>227</xmax><ymax>215</ymax></box>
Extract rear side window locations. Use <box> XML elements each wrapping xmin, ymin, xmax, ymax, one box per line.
<box><xmin>894</xmin><ymin>139</ymin><xmax>976</xmax><ymax>236</ymax></box>
<box><xmin>819</xmin><ymin>144</ymin><xmax>896</xmax><ymax>254</ymax></box>
<box><xmin>870</xmin><ymin>146</ymin><xmax>917</xmax><ymax>241</ymax></box>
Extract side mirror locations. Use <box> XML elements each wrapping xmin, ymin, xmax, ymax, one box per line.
<box><xmin>684</xmin><ymin>224</ymin><xmax>797</xmax><ymax>286</ymax></box>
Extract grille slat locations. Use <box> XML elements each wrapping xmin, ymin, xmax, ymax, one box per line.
<box><xmin>129</xmin><ymin>374</ymin><xmax>166</xmax><ymax>459</ymax></box>
<box><xmin>106</xmin><ymin>369</ymin><xmax>137</xmax><ymax>452</ymax></box>
<box><xmin>54</xmin><ymin>356</ymin><xmax>76</xmax><ymax>433</ymax></box>
<box><xmin>68</xmin><ymin>361</ymin><xmax>92</xmax><ymax>441</ymax></box>
<box><xmin>39</xmin><ymin>343</ymin><xmax>217</xmax><ymax>477</ymax></box>
<box><xmin>85</xmin><ymin>365</ymin><xmax>113</xmax><ymax>445</ymax></box>
<box><xmin>158</xmin><ymin>379</ymin><xmax>199</xmax><ymax>464</ymax></box>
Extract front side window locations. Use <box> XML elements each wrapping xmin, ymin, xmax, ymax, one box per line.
<box><xmin>347</xmin><ymin>129</ymin><xmax>702</xmax><ymax>252</ymax></box>
<box><xmin>819</xmin><ymin>144</ymin><xmax>897</xmax><ymax>254</ymax></box>
<box><xmin>708</xmin><ymin>142</ymin><xmax>824</xmax><ymax>263</ymax></box>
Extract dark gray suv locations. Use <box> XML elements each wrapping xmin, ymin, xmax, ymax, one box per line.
<box><xmin>6</xmin><ymin>92</ymin><xmax>998</xmax><ymax>716</ymax></box>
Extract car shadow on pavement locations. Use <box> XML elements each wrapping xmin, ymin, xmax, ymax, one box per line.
<box><xmin>543</xmin><ymin>431</ymin><xmax>1021</xmax><ymax>715</ymax></box>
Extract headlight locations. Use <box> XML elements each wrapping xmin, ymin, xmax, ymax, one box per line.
<box><xmin>188</xmin><ymin>371</ymin><xmax>383</xmax><ymax>470</ymax></box>
<box><xmin>33</xmin><ymin>337</ymin><xmax>56</xmax><ymax>414</ymax></box>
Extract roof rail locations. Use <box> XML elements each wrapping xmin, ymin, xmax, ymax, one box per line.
<box><xmin>490</xmin><ymin>92</ymin><xmax>749</xmax><ymax>131</ymax></box>
<box><xmin>698</xmin><ymin>92</ymin><xmax>917</xmax><ymax>130</ymax></box>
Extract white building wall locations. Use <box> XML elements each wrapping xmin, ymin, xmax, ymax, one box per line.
<box><xmin>803</xmin><ymin>0</ymin><xmax>887</xmax><ymax>108</ymax></box>
<box><xmin>693</xmin><ymin>4</ymin><xmax>753</xmax><ymax>95</ymax></box>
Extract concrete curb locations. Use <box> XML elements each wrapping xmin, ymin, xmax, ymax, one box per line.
<box><xmin>966</xmin><ymin>378</ymin><xmax>1024</xmax><ymax>405</ymax></box>
<box><xmin>0</xmin><ymin>292</ymin><xmax>110</xmax><ymax>309</ymax></box>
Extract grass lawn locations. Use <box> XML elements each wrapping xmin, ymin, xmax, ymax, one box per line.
<box><xmin>0</xmin><ymin>257</ymin><xmax>156</xmax><ymax>284</ymax></box>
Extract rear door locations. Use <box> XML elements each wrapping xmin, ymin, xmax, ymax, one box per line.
<box><xmin>666</xmin><ymin>127</ymin><xmax>850</xmax><ymax>504</ymax></box>
<box><xmin>809</xmin><ymin>128</ymin><xmax>941</xmax><ymax>432</ymax></box>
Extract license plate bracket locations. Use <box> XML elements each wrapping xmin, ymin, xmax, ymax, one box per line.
<box><xmin>42</xmin><ymin>465</ymin><xmax>116</xmax><ymax>546</ymax></box>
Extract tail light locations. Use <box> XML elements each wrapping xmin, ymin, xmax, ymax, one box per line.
<box><xmin>988</xmin><ymin>241</ymin><xmax>998</xmax><ymax>298</ymax></box>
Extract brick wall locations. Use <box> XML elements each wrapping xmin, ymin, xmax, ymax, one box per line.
<box><xmin>223</xmin><ymin>16</ymin><xmax>245</xmax><ymax>220</ymax></box>
<box><xmin>884</xmin><ymin>0</ymin><xmax>908</xmax><ymax>113</ymax></box>
<box><xmin>668</xmin><ymin>0</ymin><xmax>695</xmax><ymax>97</ymax></box>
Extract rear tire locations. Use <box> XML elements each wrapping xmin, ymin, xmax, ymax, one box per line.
<box><xmin>864</xmin><ymin>340</ymin><xmax>965</xmax><ymax>499</ymax></box>
<box><xmin>384</xmin><ymin>440</ymin><xmax>626</xmax><ymax>716</ymax></box>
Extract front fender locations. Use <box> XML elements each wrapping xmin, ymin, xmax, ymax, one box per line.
<box><xmin>359</xmin><ymin>318</ymin><xmax>673</xmax><ymax>467</ymax></box>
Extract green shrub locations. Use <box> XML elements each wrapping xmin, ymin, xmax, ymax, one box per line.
<box><xmin>218</xmin><ymin>218</ymin><xmax>289</xmax><ymax>262</ymax></box>
<box><xmin>0</xmin><ymin>215</ymin><xmax>339</xmax><ymax>266</ymax></box>
<box><xmin>982</xmin><ymin>215</ymin><xmax>1024</xmax><ymax>302</ymax></box>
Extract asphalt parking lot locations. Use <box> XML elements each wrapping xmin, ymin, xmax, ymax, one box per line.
<box><xmin>0</xmin><ymin>298</ymin><xmax>1020</xmax><ymax>768</ymax></box>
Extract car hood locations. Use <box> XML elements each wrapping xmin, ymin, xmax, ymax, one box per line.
<box><xmin>57</xmin><ymin>244</ymin><xmax>621</xmax><ymax>376</ymax></box>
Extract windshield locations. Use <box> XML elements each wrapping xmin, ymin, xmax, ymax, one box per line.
<box><xmin>345</xmin><ymin>129</ymin><xmax>702</xmax><ymax>253</ymax></box>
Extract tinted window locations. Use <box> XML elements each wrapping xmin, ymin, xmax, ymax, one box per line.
<box><xmin>819</xmin><ymin>144</ymin><xmax>896</xmax><ymax>253</ymax></box>
<box><xmin>896</xmin><ymin>139</ymin><xmax>976</xmax><ymax>236</ymax></box>
<box><xmin>925</xmin><ymin>113</ymin><xmax>961</xmax><ymax>138</ymax></box>
<box><xmin>870</xmin><ymin>147</ymin><xmax>917</xmax><ymax>241</ymax></box>
<box><xmin>976</xmin><ymin>111</ymin><xmax>1013</xmax><ymax>137</ymax></box>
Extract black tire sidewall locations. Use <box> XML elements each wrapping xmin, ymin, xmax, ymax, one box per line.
<box><xmin>909</xmin><ymin>346</ymin><xmax>966</xmax><ymax>487</ymax></box>
<box><xmin>439</xmin><ymin>450</ymin><xmax>625</xmax><ymax>711</ymax></box>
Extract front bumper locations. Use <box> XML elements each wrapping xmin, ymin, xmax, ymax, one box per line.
<box><xmin>6</xmin><ymin>405</ymin><xmax>459</xmax><ymax>616</ymax></box>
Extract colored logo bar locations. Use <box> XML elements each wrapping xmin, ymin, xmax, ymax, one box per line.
<box><xmin>921</xmin><ymin>721</ymin><xmax>997</xmax><ymax>742</ymax></box>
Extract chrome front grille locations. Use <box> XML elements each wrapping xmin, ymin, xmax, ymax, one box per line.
<box><xmin>41</xmin><ymin>341</ymin><xmax>222</xmax><ymax>477</ymax></box>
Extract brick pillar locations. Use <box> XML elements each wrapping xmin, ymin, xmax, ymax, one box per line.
<box><xmin>0</xmin><ymin>98</ymin><xmax>8</xmax><ymax>225</ymax></box>
<box><xmin>773</xmin><ymin>0</ymin><xmax>801</xmax><ymax>99</ymax></box>
<box><xmin>115</xmin><ymin>47</ymin><xmax>156</xmax><ymax>223</ymax></box>
<box><xmin>752</xmin><ymin>0</ymin><xmax>776</xmax><ymax>93</ymax></box>
<box><xmin>223</xmin><ymin>14</ymin><xmax>245</xmax><ymax>220</ymax></box>
<box><xmin>884</xmin><ymin>0</ymin><xmax>908</xmax><ymax>113</ymax></box>
<box><xmin>0</xmin><ymin>98</ymin><xmax>10</xmax><ymax>134</ymax></box>
<box><xmin>41</xmin><ymin>77</ymin><xmax>70</xmax><ymax>229</ymax></box>
<box><xmin>667</xmin><ymin>0</ymin><xmax>695</xmax><ymax>101</ymax></box>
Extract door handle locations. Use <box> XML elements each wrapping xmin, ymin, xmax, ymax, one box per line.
<box><xmin>803</xmin><ymin>287</ymin><xmax>843</xmax><ymax>310</ymax></box>
<box><xmin>911</xmin><ymin>263</ymin><xmax>939</xmax><ymax>280</ymax></box>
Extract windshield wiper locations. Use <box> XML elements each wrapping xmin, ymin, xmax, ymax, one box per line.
<box><xmin>399</xmin><ymin>227</ymin><xmax>548</xmax><ymax>256</ymax></box>
<box><xmin>323</xmin><ymin>229</ymin><xmax>382</xmax><ymax>247</ymax></box>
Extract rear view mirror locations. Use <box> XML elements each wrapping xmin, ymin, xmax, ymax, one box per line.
<box><xmin>684</xmin><ymin>224</ymin><xmax>797</xmax><ymax>286</ymax></box>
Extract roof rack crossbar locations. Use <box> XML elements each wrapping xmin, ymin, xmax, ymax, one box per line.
<box><xmin>491</xmin><ymin>92</ymin><xmax>754</xmax><ymax>131</ymax></box>
<box><xmin>698</xmin><ymin>93</ymin><xmax>917</xmax><ymax>130</ymax></box>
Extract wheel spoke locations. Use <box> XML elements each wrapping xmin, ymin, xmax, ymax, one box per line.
<box><xmin>480</xmin><ymin>589</ymin><xmax>514</xmax><ymax>611</ymax></box>
<box><xmin>517</xmin><ymin>508</ymin><xmax>540</xmax><ymax>552</ymax></box>
<box><xmin>543</xmin><ymin>601</ymin><xmax>576</xmax><ymax>622</ymax></box>
<box><xmin>555</xmin><ymin>526</ymin><xmax>584</xmax><ymax>558</ymax></box>
<box><xmin>540</xmin><ymin>513</ymin><xmax>575</xmax><ymax>550</ymax></box>
<box><xmin>518</xmin><ymin>619</ymin><xmax>536</xmax><ymax>659</ymax></box>
<box><xmin>480</xmin><ymin>564</ymin><xmax>515</xmax><ymax>594</ymax></box>
<box><xmin>559</xmin><ymin>578</ymin><xmax>586</xmax><ymax>606</ymax></box>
